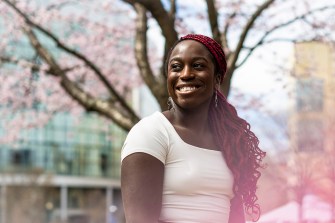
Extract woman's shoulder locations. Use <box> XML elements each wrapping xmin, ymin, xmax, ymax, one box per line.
<box><xmin>138</xmin><ymin>111</ymin><xmax>164</xmax><ymax>123</ymax></box>
<box><xmin>122</xmin><ymin>111</ymin><xmax>170</xmax><ymax>163</ymax></box>
<box><xmin>134</xmin><ymin>111</ymin><xmax>168</xmax><ymax>128</ymax></box>
<box><xmin>129</xmin><ymin>111</ymin><xmax>170</xmax><ymax>136</ymax></box>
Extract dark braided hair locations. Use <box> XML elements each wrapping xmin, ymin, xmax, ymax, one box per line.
<box><xmin>165</xmin><ymin>34</ymin><xmax>266</xmax><ymax>221</ymax></box>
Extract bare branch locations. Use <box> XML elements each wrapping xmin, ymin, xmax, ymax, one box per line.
<box><xmin>0</xmin><ymin>56</ymin><xmax>40</xmax><ymax>71</ymax></box>
<box><xmin>2</xmin><ymin>0</ymin><xmax>140</xmax><ymax>127</ymax></box>
<box><xmin>236</xmin><ymin>5</ymin><xmax>335</xmax><ymax>68</ymax></box>
<box><xmin>22</xmin><ymin>26</ymin><xmax>63</xmax><ymax>75</ymax></box>
<box><xmin>46</xmin><ymin>0</ymin><xmax>78</xmax><ymax>11</ymax></box>
<box><xmin>60</xmin><ymin>74</ymin><xmax>137</xmax><ymax>130</ymax></box>
<box><xmin>122</xmin><ymin>0</ymin><xmax>178</xmax><ymax>49</ymax></box>
<box><xmin>2</xmin><ymin>0</ymin><xmax>139</xmax><ymax>121</ymax></box>
<box><xmin>206</xmin><ymin>0</ymin><xmax>221</xmax><ymax>44</ymax></box>
<box><xmin>133</xmin><ymin>4</ymin><xmax>153</xmax><ymax>83</ymax></box>
<box><xmin>132</xmin><ymin>3</ymin><xmax>167</xmax><ymax>110</ymax></box>
<box><xmin>168</xmin><ymin>0</ymin><xmax>176</xmax><ymax>21</ymax></box>
<box><xmin>222</xmin><ymin>11</ymin><xmax>237</xmax><ymax>57</ymax></box>
<box><xmin>22</xmin><ymin>24</ymin><xmax>138</xmax><ymax>130</ymax></box>
<box><xmin>222</xmin><ymin>0</ymin><xmax>275</xmax><ymax>97</ymax></box>
<box><xmin>160</xmin><ymin>0</ymin><xmax>177</xmax><ymax>80</ymax></box>
<box><xmin>227</xmin><ymin>0</ymin><xmax>275</xmax><ymax>71</ymax></box>
<box><xmin>0</xmin><ymin>55</ymin><xmax>86</xmax><ymax>75</ymax></box>
<box><xmin>237</xmin><ymin>38</ymin><xmax>297</xmax><ymax>68</ymax></box>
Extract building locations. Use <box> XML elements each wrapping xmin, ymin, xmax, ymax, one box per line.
<box><xmin>0</xmin><ymin>111</ymin><xmax>127</xmax><ymax>223</ymax></box>
<box><xmin>288</xmin><ymin>41</ymin><xmax>335</xmax><ymax>206</ymax></box>
<box><xmin>290</xmin><ymin>41</ymin><xmax>335</xmax><ymax>154</ymax></box>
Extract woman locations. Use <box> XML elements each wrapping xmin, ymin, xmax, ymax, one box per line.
<box><xmin>121</xmin><ymin>34</ymin><xmax>266</xmax><ymax>223</ymax></box>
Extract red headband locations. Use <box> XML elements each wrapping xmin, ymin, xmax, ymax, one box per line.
<box><xmin>180</xmin><ymin>34</ymin><xmax>227</xmax><ymax>83</ymax></box>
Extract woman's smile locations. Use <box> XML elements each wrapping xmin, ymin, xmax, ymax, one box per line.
<box><xmin>176</xmin><ymin>85</ymin><xmax>202</xmax><ymax>93</ymax></box>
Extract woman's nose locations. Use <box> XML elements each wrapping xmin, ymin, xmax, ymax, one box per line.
<box><xmin>180</xmin><ymin>66</ymin><xmax>194</xmax><ymax>80</ymax></box>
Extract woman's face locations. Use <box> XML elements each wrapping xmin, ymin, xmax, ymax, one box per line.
<box><xmin>167</xmin><ymin>40</ymin><xmax>217</xmax><ymax>111</ymax></box>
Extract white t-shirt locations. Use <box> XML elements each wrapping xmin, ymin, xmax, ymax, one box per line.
<box><xmin>121</xmin><ymin>112</ymin><xmax>234</xmax><ymax>223</ymax></box>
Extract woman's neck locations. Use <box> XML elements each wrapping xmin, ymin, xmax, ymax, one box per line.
<box><xmin>166</xmin><ymin>106</ymin><xmax>211</xmax><ymax>133</ymax></box>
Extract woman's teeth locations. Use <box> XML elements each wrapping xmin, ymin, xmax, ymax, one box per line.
<box><xmin>179</xmin><ymin>86</ymin><xmax>197</xmax><ymax>92</ymax></box>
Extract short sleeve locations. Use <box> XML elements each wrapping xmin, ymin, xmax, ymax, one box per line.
<box><xmin>121</xmin><ymin>113</ymin><xmax>169</xmax><ymax>164</ymax></box>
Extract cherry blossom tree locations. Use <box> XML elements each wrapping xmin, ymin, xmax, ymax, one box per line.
<box><xmin>0</xmin><ymin>0</ymin><xmax>335</xmax><ymax>138</ymax></box>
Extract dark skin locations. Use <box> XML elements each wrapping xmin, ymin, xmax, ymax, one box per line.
<box><xmin>121</xmin><ymin>40</ymin><xmax>245</xmax><ymax>223</ymax></box>
<box><xmin>121</xmin><ymin>153</ymin><xmax>164</xmax><ymax>223</ymax></box>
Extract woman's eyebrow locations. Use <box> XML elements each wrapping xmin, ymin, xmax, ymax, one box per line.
<box><xmin>191</xmin><ymin>56</ymin><xmax>209</xmax><ymax>62</ymax></box>
<box><xmin>169</xmin><ymin>57</ymin><xmax>181</xmax><ymax>63</ymax></box>
<box><xmin>169</xmin><ymin>56</ymin><xmax>209</xmax><ymax>63</ymax></box>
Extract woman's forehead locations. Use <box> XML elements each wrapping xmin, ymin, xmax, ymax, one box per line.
<box><xmin>170</xmin><ymin>40</ymin><xmax>212</xmax><ymax>59</ymax></box>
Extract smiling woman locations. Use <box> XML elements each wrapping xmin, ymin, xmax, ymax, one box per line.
<box><xmin>167</xmin><ymin>39</ymin><xmax>216</xmax><ymax>111</ymax></box>
<box><xmin>121</xmin><ymin>34</ymin><xmax>266</xmax><ymax>223</ymax></box>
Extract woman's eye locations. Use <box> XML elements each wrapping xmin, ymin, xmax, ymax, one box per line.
<box><xmin>193</xmin><ymin>63</ymin><xmax>204</xmax><ymax>69</ymax></box>
<box><xmin>171</xmin><ymin>64</ymin><xmax>182</xmax><ymax>71</ymax></box>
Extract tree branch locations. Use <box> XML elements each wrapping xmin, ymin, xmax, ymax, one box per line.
<box><xmin>168</xmin><ymin>0</ymin><xmax>176</xmax><ymax>21</ymax></box>
<box><xmin>222</xmin><ymin>11</ymin><xmax>237</xmax><ymax>57</ymax></box>
<box><xmin>22</xmin><ymin>26</ymin><xmax>63</xmax><ymax>75</ymax></box>
<box><xmin>160</xmin><ymin>0</ymin><xmax>177</xmax><ymax>80</ymax></box>
<box><xmin>206</xmin><ymin>0</ymin><xmax>221</xmax><ymax>44</ymax></box>
<box><xmin>0</xmin><ymin>55</ymin><xmax>88</xmax><ymax>76</ymax></box>
<box><xmin>0</xmin><ymin>56</ymin><xmax>41</xmax><ymax>71</ymax></box>
<box><xmin>222</xmin><ymin>0</ymin><xmax>275</xmax><ymax>97</ymax></box>
<box><xmin>46</xmin><ymin>0</ymin><xmax>78</xmax><ymax>11</ymax></box>
<box><xmin>122</xmin><ymin>0</ymin><xmax>178</xmax><ymax>50</ymax></box>
<box><xmin>133</xmin><ymin>3</ymin><xmax>167</xmax><ymax>110</ymax></box>
<box><xmin>2</xmin><ymin>0</ymin><xmax>139</xmax><ymax>121</ymax></box>
<box><xmin>60</xmin><ymin>74</ymin><xmax>137</xmax><ymax>130</ymax></box>
<box><xmin>236</xmin><ymin>5</ymin><xmax>335</xmax><ymax>68</ymax></box>
<box><xmin>3</xmin><ymin>0</ymin><xmax>140</xmax><ymax>127</ymax></box>
<box><xmin>22</xmin><ymin>24</ymin><xmax>138</xmax><ymax>130</ymax></box>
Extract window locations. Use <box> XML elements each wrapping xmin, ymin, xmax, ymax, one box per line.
<box><xmin>296</xmin><ymin>77</ymin><xmax>324</xmax><ymax>112</ymax></box>
<box><xmin>11</xmin><ymin>148</ymin><xmax>32</xmax><ymax>167</ymax></box>
<box><xmin>297</xmin><ymin>119</ymin><xmax>324</xmax><ymax>152</ymax></box>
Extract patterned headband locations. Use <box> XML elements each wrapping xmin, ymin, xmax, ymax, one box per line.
<box><xmin>180</xmin><ymin>34</ymin><xmax>227</xmax><ymax>83</ymax></box>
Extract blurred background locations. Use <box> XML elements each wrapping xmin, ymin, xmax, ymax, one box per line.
<box><xmin>0</xmin><ymin>0</ymin><xmax>334</xmax><ymax>222</ymax></box>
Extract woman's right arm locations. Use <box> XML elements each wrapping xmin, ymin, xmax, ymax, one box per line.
<box><xmin>121</xmin><ymin>152</ymin><xmax>165</xmax><ymax>223</ymax></box>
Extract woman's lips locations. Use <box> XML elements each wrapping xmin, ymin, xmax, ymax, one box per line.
<box><xmin>177</xmin><ymin>86</ymin><xmax>199</xmax><ymax>93</ymax></box>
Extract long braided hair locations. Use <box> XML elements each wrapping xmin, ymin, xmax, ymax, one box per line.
<box><xmin>166</xmin><ymin>34</ymin><xmax>266</xmax><ymax>221</ymax></box>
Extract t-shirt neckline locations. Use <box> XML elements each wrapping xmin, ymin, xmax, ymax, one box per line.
<box><xmin>155</xmin><ymin>111</ymin><xmax>221</xmax><ymax>153</ymax></box>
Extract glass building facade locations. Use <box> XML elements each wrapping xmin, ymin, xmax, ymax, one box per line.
<box><xmin>0</xmin><ymin>111</ymin><xmax>125</xmax><ymax>179</ymax></box>
<box><xmin>0</xmin><ymin>111</ymin><xmax>127</xmax><ymax>223</ymax></box>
